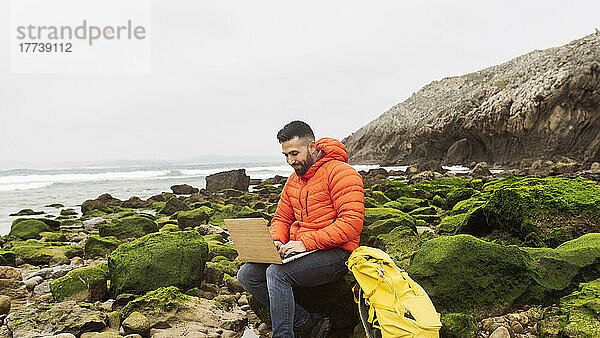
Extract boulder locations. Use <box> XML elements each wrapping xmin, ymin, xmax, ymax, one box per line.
<box><xmin>0</xmin><ymin>279</ymin><xmax>28</xmax><ymax>299</ymax></box>
<box><xmin>108</xmin><ymin>231</ymin><xmax>208</xmax><ymax>297</ymax></box>
<box><xmin>158</xmin><ymin>197</ymin><xmax>191</xmax><ymax>216</ymax></box>
<box><xmin>9</xmin><ymin>209</ymin><xmax>45</xmax><ymax>216</ymax></box>
<box><xmin>0</xmin><ymin>251</ymin><xmax>16</xmax><ymax>267</ymax></box>
<box><xmin>0</xmin><ymin>266</ymin><xmax>22</xmax><ymax>280</ymax></box>
<box><xmin>81</xmin><ymin>193</ymin><xmax>122</xmax><ymax>215</ymax></box>
<box><xmin>4</xmin><ymin>240</ymin><xmax>83</xmax><ymax>266</ymax></box>
<box><xmin>8</xmin><ymin>219</ymin><xmax>51</xmax><ymax>240</ymax></box>
<box><xmin>5</xmin><ymin>301</ymin><xmax>107</xmax><ymax>337</ymax></box>
<box><xmin>50</xmin><ymin>266</ymin><xmax>107</xmax><ymax>302</ymax></box>
<box><xmin>408</xmin><ymin>233</ymin><xmax>600</xmax><ymax>318</ymax></box>
<box><xmin>99</xmin><ymin>216</ymin><xmax>159</xmax><ymax>239</ymax></box>
<box><xmin>0</xmin><ymin>295</ymin><xmax>10</xmax><ymax>315</ymax></box>
<box><xmin>84</xmin><ymin>235</ymin><xmax>121</xmax><ymax>258</ymax></box>
<box><xmin>122</xmin><ymin>286</ymin><xmax>247</xmax><ymax>333</ymax></box>
<box><xmin>205</xmin><ymin>169</ymin><xmax>250</xmax><ymax>192</ymax></box>
<box><xmin>83</xmin><ymin>217</ymin><xmax>107</xmax><ymax>231</ymax></box>
<box><xmin>208</xmin><ymin>204</ymin><xmax>265</xmax><ymax>227</ymax></box>
<box><xmin>383</xmin><ymin>197</ymin><xmax>428</xmax><ymax>212</ymax></box>
<box><xmin>122</xmin><ymin>311</ymin><xmax>150</xmax><ymax>336</ymax></box>
<box><xmin>177</xmin><ymin>206</ymin><xmax>214</xmax><ymax>228</ymax></box>
<box><xmin>60</xmin><ymin>208</ymin><xmax>77</xmax><ymax>216</ymax></box>
<box><xmin>471</xmin><ymin>162</ymin><xmax>492</xmax><ymax>176</ymax></box>
<box><xmin>171</xmin><ymin>184</ymin><xmax>199</xmax><ymax>195</ymax></box>
<box><xmin>364</xmin><ymin>208</ymin><xmax>410</xmax><ymax>226</ymax></box>
<box><xmin>121</xmin><ymin>196</ymin><xmax>151</xmax><ymax>209</ymax></box>
<box><xmin>360</xmin><ymin>215</ymin><xmax>417</xmax><ymax>246</ymax></box>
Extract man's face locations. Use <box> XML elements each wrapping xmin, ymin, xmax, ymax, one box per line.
<box><xmin>281</xmin><ymin>136</ymin><xmax>317</xmax><ymax>177</ymax></box>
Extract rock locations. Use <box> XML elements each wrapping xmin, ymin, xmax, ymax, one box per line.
<box><xmin>108</xmin><ymin>231</ymin><xmax>208</xmax><ymax>297</ymax></box>
<box><xmin>5</xmin><ymin>301</ymin><xmax>107</xmax><ymax>337</ymax></box>
<box><xmin>8</xmin><ymin>219</ymin><xmax>51</xmax><ymax>240</ymax></box>
<box><xmin>33</xmin><ymin>281</ymin><xmax>51</xmax><ymax>296</ymax></box>
<box><xmin>0</xmin><ymin>279</ymin><xmax>28</xmax><ymax>299</ymax></box>
<box><xmin>440</xmin><ymin>313</ymin><xmax>478</xmax><ymax>337</ymax></box>
<box><xmin>121</xmin><ymin>196</ymin><xmax>151</xmax><ymax>209</ymax></box>
<box><xmin>9</xmin><ymin>209</ymin><xmax>45</xmax><ymax>216</ymax></box>
<box><xmin>383</xmin><ymin>197</ymin><xmax>428</xmax><ymax>212</ymax></box>
<box><xmin>361</xmin><ymin>215</ymin><xmax>417</xmax><ymax>246</ymax></box>
<box><xmin>224</xmin><ymin>277</ymin><xmax>245</xmax><ymax>294</ymax></box>
<box><xmin>511</xmin><ymin>321</ymin><xmax>525</xmax><ymax>334</ymax></box>
<box><xmin>343</xmin><ymin>33</ymin><xmax>600</xmax><ymax>166</ymax></box>
<box><xmin>46</xmin><ymin>203</ymin><xmax>65</xmax><ymax>208</ymax></box>
<box><xmin>122</xmin><ymin>286</ymin><xmax>247</xmax><ymax>333</ymax></box>
<box><xmin>122</xmin><ymin>311</ymin><xmax>150</xmax><ymax>336</ymax></box>
<box><xmin>4</xmin><ymin>240</ymin><xmax>83</xmax><ymax>266</ymax></box>
<box><xmin>0</xmin><ymin>251</ymin><xmax>16</xmax><ymax>267</ymax></box>
<box><xmin>51</xmin><ymin>334</ymin><xmax>77</xmax><ymax>338</ymax></box>
<box><xmin>171</xmin><ymin>184</ymin><xmax>199</xmax><ymax>195</ymax></box>
<box><xmin>177</xmin><ymin>207</ymin><xmax>214</xmax><ymax>228</ymax></box>
<box><xmin>548</xmin><ymin>162</ymin><xmax>580</xmax><ymax>175</ymax></box>
<box><xmin>364</xmin><ymin>207</ymin><xmax>411</xmax><ymax>226</ymax></box>
<box><xmin>84</xmin><ymin>235</ymin><xmax>121</xmax><ymax>258</ymax></box>
<box><xmin>83</xmin><ymin>217</ymin><xmax>107</xmax><ymax>231</ymax></box>
<box><xmin>471</xmin><ymin>162</ymin><xmax>492</xmax><ymax>176</ymax></box>
<box><xmin>158</xmin><ymin>197</ymin><xmax>191</xmax><ymax>216</ymax></box>
<box><xmin>25</xmin><ymin>276</ymin><xmax>42</xmax><ymax>290</ymax></box>
<box><xmin>408</xmin><ymin>233</ymin><xmax>600</xmax><ymax>317</ymax></box>
<box><xmin>591</xmin><ymin>162</ymin><xmax>600</xmax><ymax>170</ymax></box>
<box><xmin>60</xmin><ymin>208</ymin><xmax>78</xmax><ymax>216</ymax></box>
<box><xmin>207</xmin><ymin>241</ymin><xmax>238</xmax><ymax>261</ymax></box>
<box><xmin>108</xmin><ymin>310</ymin><xmax>122</xmax><ymax>330</ymax></box>
<box><xmin>70</xmin><ymin>256</ymin><xmax>84</xmax><ymax>266</ymax></box>
<box><xmin>0</xmin><ymin>266</ymin><xmax>21</xmax><ymax>280</ymax></box>
<box><xmin>80</xmin><ymin>333</ymin><xmax>120</xmax><ymax>338</ymax></box>
<box><xmin>150</xmin><ymin>322</ymin><xmax>209</xmax><ymax>337</ymax></box>
<box><xmin>81</xmin><ymin>193</ymin><xmax>123</xmax><ymax>215</ymax></box>
<box><xmin>489</xmin><ymin>326</ymin><xmax>511</xmax><ymax>338</ymax></box>
<box><xmin>206</xmin><ymin>169</ymin><xmax>250</xmax><ymax>193</ymax></box>
<box><xmin>99</xmin><ymin>216</ymin><xmax>159</xmax><ymax>239</ymax></box>
<box><xmin>50</xmin><ymin>266</ymin><xmax>107</xmax><ymax>302</ymax></box>
<box><xmin>0</xmin><ymin>296</ymin><xmax>11</xmax><ymax>315</ymax></box>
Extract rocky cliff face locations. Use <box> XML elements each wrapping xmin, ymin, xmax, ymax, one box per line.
<box><xmin>344</xmin><ymin>33</ymin><xmax>600</xmax><ymax>166</ymax></box>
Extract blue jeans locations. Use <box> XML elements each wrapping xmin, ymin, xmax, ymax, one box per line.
<box><xmin>237</xmin><ymin>248</ymin><xmax>350</xmax><ymax>338</ymax></box>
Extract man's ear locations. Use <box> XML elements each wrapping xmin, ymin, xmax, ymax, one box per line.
<box><xmin>308</xmin><ymin>140</ymin><xmax>317</xmax><ymax>155</ymax></box>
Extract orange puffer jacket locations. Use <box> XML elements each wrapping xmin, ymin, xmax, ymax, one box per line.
<box><xmin>270</xmin><ymin>137</ymin><xmax>365</xmax><ymax>252</ymax></box>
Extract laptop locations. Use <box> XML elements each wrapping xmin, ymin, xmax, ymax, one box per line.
<box><xmin>224</xmin><ymin>218</ymin><xmax>317</xmax><ymax>264</ymax></box>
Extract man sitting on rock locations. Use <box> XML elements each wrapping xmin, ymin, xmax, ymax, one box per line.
<box><xmin>237</xmin><ymin>120</ymin><xmax>365</xmax><ymax>338</ymax></box>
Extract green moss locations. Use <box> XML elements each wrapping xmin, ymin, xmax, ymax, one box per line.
<box><xmin>207</xmin><ymin>241</ymin><xmax>238</xmax><ymax>260</ymax></box>
<box><xmin>445</xmin><ymin>188</ymin><xmax>476</xmax><ymax>210</ymax></box>
<box><xmin>122</xmin><ymin>286</ymin><xmax>191</xmax><ymax>318</ymax></box>
<box><xmin>381</xmin><ymin>183</ymin><xmax>416</xmax><ymax>200</ymax></box>
<box><xmin>177</xmin><ymin>206</ymin><xmax>213</xmax><ymax>227</ymax></box>
<box><xmin>4</xmin><ymin>240</ymin><xmax>83</xmax><ymax>265</ymax></box>
<box><xmin>371</xmin><ymin>191</ymin><xmax>391</xmax><ymax>205</ymax></box>
<box><xmin>50</xmin><ymin>266</ymin><xmax>107</xmax><ymax>302</ymax></box>
<box><xmin>203</xmin><ymin>234</ymin><xmax>224</xmax><ymax>243</ymax></box>
<box><xmin>361</xmin><ymin>215</ymin><xmax>416</xmax><ymax>245</ymax></box>
<box><xmin>9</xmin><ymin>219</ymin><xmax>51</xmax><ymax>240</ymax></box>
<box><xmin>364</xmin><ymin>208</ymin><xmax>409</xmax><ymax>226</ymax></box>
<box><xmin>151</xmin><ymin>202</ymin><xmax>166</xmax><ymax>212</ymax></box>
<box><xmin>208</xmin><ymin>204</ymin><xmax>263</xmax><ymax>227</ymax></box>
<box><xmin>412</xmin><ymin>178</ymin><xmax>472</xmax><ymax>198</ymax></box>
<box><xmin>0</xmin><ymin>251</ymin><xmax>16</xmax><ymax>267</ymax></box>
<box><xmin>375</xmin><ymin>228</ymin><xmax>436</xmax><ymax>270</ymax></box>
<box><xmin>85</xmin><ymin>235</ymin><xmax>121</xmax><ymax>258</ymax></box>
<box><xmin>437</xmin><ymin>214</ymin><xmax>468</xmax><ymax>235</ymax></box>
<box><xmin>440</xmin><ymin>313</ymin><xmax>478</xmax><ymax>337</ymax></box>
<box><xmin>557</xmin><ymin>279</ymin><xmax>600</xmax><ymax>336</ymax></box>
<box><xmin>39</xmin><ymin>232</ymin><xmax>66</xmax><ymax>242</ymax></box>
<box><xmin>383</xmin><ymin>197</ymin><xmax>428</xmax><ymax>212</ymax></box>
<box><xmin>108</xmin><ymin>231</ymin><xmax>208</xmax><ymax>297</ymax></box>
<box><xmin>364</xmin><ymin>197</ymin><xmax>381</xmax><ymax>208</ymax></box>
<box><xmin>99</xmin><ymin>216</ymin><xmax>159</xmax><ymax>239</ymax></box>
<box><xmin>159</xmin><ymin>224</ymin><xmax>180</xmax><ymax>232</ymax></box>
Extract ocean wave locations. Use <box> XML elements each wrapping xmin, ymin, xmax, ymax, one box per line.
<box><xmin>0</xmin><ymin>182</ymin><xmax>54</xmax><ymax>192</ymax></box>
<box><xmin>0</xmin><ymin>170</ymin><xmax>171</xmax><ymax>186</ymax></box>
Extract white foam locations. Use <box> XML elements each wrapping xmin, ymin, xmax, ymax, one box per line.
<box><xmin>0</xmin><ymin>182</ymin><xmax>54</xmax><ymax>191</ymax></box>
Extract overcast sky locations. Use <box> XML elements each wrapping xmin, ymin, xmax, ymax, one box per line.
<box><xmin>1</xmin><ymin>0</ymin><xmax>599</xmax><ymax>166</ymax></box>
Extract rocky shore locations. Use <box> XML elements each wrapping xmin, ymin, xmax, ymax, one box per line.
<box><xmin>1</xmin><ymin>163</ymin><xmax>600</xmax><ymax>337</ymax></box>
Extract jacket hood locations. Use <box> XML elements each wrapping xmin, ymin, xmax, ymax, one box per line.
<box><xmin>301</xmin><ymin>138</ymin><xmax>349</xmax><ymax>179</ymax></box>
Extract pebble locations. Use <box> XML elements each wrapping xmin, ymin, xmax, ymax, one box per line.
<box><xmin>520</xmin><ymin>314</ymin><xmax>529</xmax><ymax>325</ymax></box>
<box><xmin>238</xmin><ymin>295</ymin><xmax>248</xmax><ymax>306</ymax></box>
<box><xmin>0</xmin><ymin>296</ymin><xmax>11</xmax><ymax>315</ymax></box>
<box><xmin>39</xmin><ymin>293</ymin><xmax>53</xmax><ymax>302</ymax></box>
<box><xmin>24</xmin><ymin>276</ymin><xmax>43</xmax><ymax>290</ymax></box>
<box><xmin>507</xmin><ymin>313</ymin><xmax>520</xmax><ymax>322</ymax></box>
<box><xmin>70</xmin><ymin>256</ymin><xmax>85</xmax><ymax>266</ymax></box>
<box><xmin>512</xmin><ymin>321</ymin><xmax>525</xmax><ymax>334</ymax></box>
<box><xmin>33</xmin><ymin>281</ymin><xmax>51</xmax><ymax>296</ymax></box>
<box><xmin>481</xmin><ymin>318</ymin><xmax>495</xmax><ymax>331</ymax></box>
<box><xmin>0</xmin><ymin>267</ymin><xmax>22</xmax><ymax>280</ymax></box>
<box><xmin>489</xmin><ymin>326</ymin><xmax>511</xmax><ymax>338</ymax></box>
<box><xmin>258</xmin><ymin>323</ymin><xmax>270</xmax><ymax>333</ymax></box>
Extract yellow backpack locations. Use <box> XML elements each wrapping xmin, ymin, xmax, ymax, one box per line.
<box><xmin>347</xmin><ymin>246</ymin><xmax>442</xmax><ymax>338</ymax></box>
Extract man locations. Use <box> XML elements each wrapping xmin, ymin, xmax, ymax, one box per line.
<box><xmin>237</xmin><ymin>121</ymin><xmax>365</xmax><ymax>338</ymax></box>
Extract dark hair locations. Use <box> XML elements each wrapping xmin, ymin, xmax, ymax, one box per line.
<box><xmin>277</xmin><ymin>120</ymin><xmax>315</xmax><ymax>143</ymax></box>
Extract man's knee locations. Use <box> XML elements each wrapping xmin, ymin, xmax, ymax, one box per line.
<box><xmin>237</xmin><ymin>263</ymin><xmax>263</xmax><ymax>288</ymax></box>
<box><xmin>265</xmin><ymin>264</ymin><xmax>287</xmax><ymax>283</ymax></box>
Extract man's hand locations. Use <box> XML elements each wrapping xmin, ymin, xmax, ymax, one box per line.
<box><xmin>278</xmin><ymin>240</ymin><xmax>306</xmax><ymax>257</ymax></box>
<box><xmin>274</xmin><ymin>240</ymin><xmax>283</xmax><ymax>250</ymax></box>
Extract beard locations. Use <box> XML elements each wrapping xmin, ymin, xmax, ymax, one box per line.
<box><xmin>293</xmin><ymin>155</ymin><xmax>316</xmax><ymax>177</ymax></box>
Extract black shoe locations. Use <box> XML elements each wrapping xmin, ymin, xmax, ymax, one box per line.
<box><xmin>294</xmin><ymin>313</ymin><xmax>331</xmax><ymax>338</ymax></box>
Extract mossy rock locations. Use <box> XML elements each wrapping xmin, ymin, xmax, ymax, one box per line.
<box><xmin>440</xmin><ymin>313</ymin><xmax>478</xmax><ymax>338</ymax></box>
<box><xmin>60</xmin><ymin>208</ymin><xmax>78</xmax><ymax>216</ymax></box>
<box><xmin>0</xmin><ymin>251</ymin><xmax>16</xmax><ymax>267</ymax></box>
<box><xmin>371</xmin><ymin>191</ymin><xmax>391</xmax><ymax>205</ymax></box>
<box><xmin>9</xmin><ymin>209</ymin><xmax>44</xmax><ymax>216</ymax></box>
<box><xmin>50</xmin><ymin>266</ymin><xmax>107</xmax><ymax>302</ymax></box>
<box><xmin>209</xmin><ymin>205</ymin><xmax>263</xmax><ymax>227</ymax></box>
<box><xmin>151</xmin><ymin>202</ymin><xmax>166</xmax><ymax>212</ymax></box>
<box><xmin>12</xmin><ymin>217</ymin><xmax>60</xmax><ymax>231</ymax></box>
<box><xmin>204</xmin><ymin>260</ymin><xmax>239</xmax><ymax>285</ymax></box>
<box><xmin>437</xmin><ymin>214</ymin><xmax>468</xmax><ymax>236</ymax></box>
<box><xmin>122</xmin><ymin>286</ymin><xmax>190</xmax><ymax>318</ymax></box>
<box><xmin>39</xmin><ymin>232</ymin><xmax>67</xmax><ymax>242</ymax></box>
<box><xmin>207</xmin><ymin>241</ymin><xmax>238</xmax><ymax>261</ymax></box>
<box><xmin>444</xmin><ymin>188</ymin><xmax>476</xmax><ymax>210</ymax></box>
<box><xmin>539</xmin><ymin>278</ymin><xmax>600</xmax><ymax>337</ymax></box>
<box><xmin>85</xmin><ymin>235</ymin><xmax>121</xmax><ymax>258</ymax></box>
<box><xmin>108</xmin><ymin>231</ymin><xmax>208</xmax><ymax>297</ymax></box>
<box><xmin>364</xmin><ymin>197</ymin><xmax>381</xmax><ymax>208</ymax></box>
<box><xmin>9</xmin><ymin>219</ymin><xmax>51</xmax><ymax>240</ymax></box>
<box><xmin>383</xmin><ymin>197</ymin><xmax>428</xmax><ymax>212</ymax></box>
<box><xmin>99</xmin><ymin>216</ymin><xmax>159</xmax><ymax>239</ymax></box>
<box><xmin>409</xmin><ymin>206</ymin><xmax>438</xmax><ymax>216</ymax></box>
<box><xmin>374</xmin><ymin>228</ymin><xmax>436</xmax><ymax>270</ymax></box>
<box><xmin>364</xmin><ymin>208</ymin><xmax>409</xmax><ymax>226</ymax></box>
<box><xmin>177</xmin><ymin>206</ymin><xmax>213</xmax><ymax>228</ymax></box>
<box><xmin>361</xmin><ymin>215</ymin><xmax>417</xmax><ymax>245</ymax></box>
<box><xmin>159</xmin><ymin>224</ymin><xmax>180</xmax><ymax>232</ymax></box>
<box><xmin>381</xmin><ymin>183</ymin><xmax>416</xmax><ymax>200</ymax></box>
<box><xmin>409</xmin><ymin>233</ymin><xmax>600</xmax><ymax>318</ymax></box>
<box><xmin>4</xmin><ymin>240</ymin><xmax>83</xmax><ymax>266</ymax></box>
<box><xmin>412</xmin><ymin>178</ymin><xmax>472</xmax><ymax>198</ymax></box>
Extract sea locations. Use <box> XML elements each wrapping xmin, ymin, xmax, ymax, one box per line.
<box><xmin>0</xmin><ymin>162</ymin><xmax>475</xmax><ymax>236</ymax></box>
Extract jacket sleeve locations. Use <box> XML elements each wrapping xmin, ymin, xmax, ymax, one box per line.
<box><xmin>300</xmin><ymin>164</ymin><xmax>364</xmax><ymax>250</ymax></box>
<box><xmin>269</xmin><ymin>179</ymin><xmax>294</xmax><ymax>243</ymax></box>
